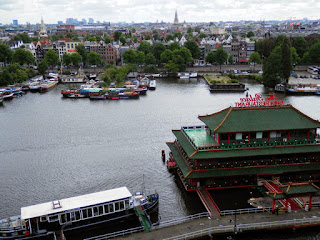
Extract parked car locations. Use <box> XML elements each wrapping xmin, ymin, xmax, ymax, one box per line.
<box><xmin>258</xmin><ymin>70</ymin><xmax>263</xmax><ymax>75</ymax></box>
<box><xmin>242</xmin><ymin>71</ymin><xmax>249</xmax><ymax>75</ymax></box>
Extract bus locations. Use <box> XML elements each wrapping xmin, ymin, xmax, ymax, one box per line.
<box><xmin>307</xmin><ymin>66</ymin><xmax>319</xmax><ymax>75</ymax></box>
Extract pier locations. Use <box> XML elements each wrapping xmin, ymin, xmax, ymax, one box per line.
<box><xmin>85</xmin><ymin>208</ymin><xmax>320</xmax><ymax>240</ymax></box>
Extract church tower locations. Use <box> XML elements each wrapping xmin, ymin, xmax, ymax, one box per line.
<box><xmin>39</xmin><ymin>17</ymin><xmax>48</xmax><ymax>40</ymax></box>
<box><xmin>172</xmin><ymin>10</ymin><xmax>180</xmax><ymax>31</ymax></box>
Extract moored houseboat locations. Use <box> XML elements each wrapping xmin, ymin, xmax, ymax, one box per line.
<box><xmin>0</xmin><ymin>187</ymin><xmax>158</xmax><ymax>239</ymax></box>
<box><xmin>61</xmin><ymin>89</ymin><xmax>86</xmax><ymax>98</ymax></box>
<box><xmin>139</xmin><ymin>77</ymin><xmax>150</xmax><ymax>88</ymax></box>
<box><xmin>286</xmin><ymin>84</ymin><xmax>320</xmax><ymax>95</ymax></box>
<box><xmin>149</xmin><ymin>80</ymin><xmax>156</xmax><ymax>90</ymax></box>
<box><xmin>38</xmin><ymin>80</ymin><xmax>58</xmax><ymax>93</ymax></box>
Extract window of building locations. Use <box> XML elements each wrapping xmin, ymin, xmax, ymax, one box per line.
<box><xmin>256</xmin><ymin>132</ymin><xmax>263</xmax><ymax>139</ymax></box>
<box><xmin>236</xmin><ymin>133</ymin><xmax>242</xmax><ymax>140</ymax></box>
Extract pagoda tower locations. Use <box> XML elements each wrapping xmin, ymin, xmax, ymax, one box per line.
<box><xmin>39</xmin><ymin>17</ymin><xmax>48</xmax><ymax>40</ymax></box>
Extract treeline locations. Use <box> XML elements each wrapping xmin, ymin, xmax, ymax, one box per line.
<box><xmin>259</xmin><ymin>34</ymin><xmax>320</xmax><ymax>87</ymax></box>
<box><xmin>122</xmin><ymin>40</ymin><xmax>201</xmax><ymax>73</ymax></box>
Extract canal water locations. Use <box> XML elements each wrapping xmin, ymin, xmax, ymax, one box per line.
<box><xmin>1</xmin><ymin>77</ymin><xmax>320</xmax><ymax>238</ymax></box>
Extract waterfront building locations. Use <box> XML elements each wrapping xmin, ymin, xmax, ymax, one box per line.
<box><xmin>167</xmin><ymin>95</ymin><xmax>320</xmax><ymax>213</ymax></box>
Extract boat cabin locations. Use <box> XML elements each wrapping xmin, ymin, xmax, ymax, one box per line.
<box><xmin>21</xmin><ymin>187</ymin><xmax>132</xmax><ymax>235</ymax></box>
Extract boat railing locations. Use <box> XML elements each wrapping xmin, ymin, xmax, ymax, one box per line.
<box><xmin>197</xmin><ymin>138</ymin><xmax>318</xmax><ymax>151</ymax></box>
<box><xmin>82</xmin><ymin>226</ymin><xmax>144</xmax><ymax>240</ymax></box>
<box><xmin>152</xmin><ymin>212</ymin><xmax>209</xmax><ymax>229</ymax></box>
<box><xmin>220</xmin><ymin>207</ymin><xmax>272</xmax><ymax>216</ymax></box>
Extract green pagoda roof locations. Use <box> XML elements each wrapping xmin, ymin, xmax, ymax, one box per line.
<box><xmin>198</xmin><ymin>105</ymin><xmax>320</xmax><ymax>133</ymax></box>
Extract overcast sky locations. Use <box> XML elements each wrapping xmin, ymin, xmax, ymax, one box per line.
<box><xmin>1</xmin><ymin>0</ymin><xmax>320</xmax><ymax>25</ymax></box>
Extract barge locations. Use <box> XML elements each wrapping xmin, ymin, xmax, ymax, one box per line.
<box><xmin>0</xmin><ymin>187</ymin><xmax>158</xmax><ymax>239</ymax></box>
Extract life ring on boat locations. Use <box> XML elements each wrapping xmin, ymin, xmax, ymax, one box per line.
<box><xmin>25</xmin><ymin>231</ymin><xmax>30</xmax><ymax>235</ymax></box>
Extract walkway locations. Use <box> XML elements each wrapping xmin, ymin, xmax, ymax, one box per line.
<box><xmin>111</xmin><ymin>208</ymin><xmax>320</xmax><ymax>240</ymax></box>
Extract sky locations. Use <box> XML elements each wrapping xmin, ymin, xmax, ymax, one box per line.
<box><xmin>1</xmin><ymin>0</ymin><xmax>320</xmax><ymax>25</ymax></box>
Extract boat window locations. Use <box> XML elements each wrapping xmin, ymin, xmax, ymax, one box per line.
<box><xmin>120</xmin><ymin>201</ymin><xmax>124</xmax><ymax>210</ymax></box>
<box><xmin>49</xmin><ymin>215</ymin><xmax>59</xmax><ymax>222</ymax></box>
<box><xmin>82</xmin><ymin>209</ymin><xmax>88</xmax><ymax>219</ymax></box>
<box><xmin>104</xmin><ymin>205</ymin><xmax>109</xmax><ymax>213</ymax></box>
<box><xmin>66</xmin><ymin>212</ymin><xmax>71</xmax><ymax>222</ymax></box>
<box><xmin>109</xmin><ymin>204</ymin><xmax>114</xmax><ymax>212</ymax></box>
<box><xmin>75</xmin><ymin>211</ymin><xmax>81</xmax><ymax>220</ymax></box>
<box><xmin>236</xmin><ymin>133</ymin><xmax>242</xmax><ymax>140</ymax></box>
<box><xmin>256</xmin><ymin>132</ymin><xmax>263</xmax><ymax>139</ymax></box>
<box><xmin>40</xmin><ymin>216</ymin><xmax>47</xmax><ymax>222</ymax></box>
<box><xmin>93</xmin><ymin>207</ymin><xmax>99</xmax><ymax>216</ymax></box>
<box><xmin>71</xmin><ymin>212</ymin><xmax>76</xmax><ymax>221</ymax></box>
<box><xmin>88</xmin><ymin>208</ymin><xmax>93</xmax><ymax>217</ymax></box>
<box><xmin>115</xmin><ymin>202</ymin><xmax>120</xmax><ymax>211</ymax></box>
<box><xmin>99</xmin><ymin>206</ymin><xmax>104</xmax><ymax>215</ymax></box>
<box><xmin>60</xmin><ymin>214</ymin><xmax>66</xmax><ymax>224</ymax></box>
<box><xmin>125</xmin><ymin>200</ymin><xmax>130</xmax><ymax>208</ymax></box>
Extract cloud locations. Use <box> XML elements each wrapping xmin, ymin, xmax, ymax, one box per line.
<box><xmin>0</xmin><ymin>0</ymin><xmax>319</xmax><ymax>24</ymax></box>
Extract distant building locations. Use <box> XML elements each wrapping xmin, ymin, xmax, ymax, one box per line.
<box><xmin>13</xmin><ymin>20</ymin><xmax>18</xmax><ymax>26</ymax></box>
<box><xmin>171</xmin><ymin>10</ymin><xmax>180</xmax><ymax>31</ymax></box>
<box><xmin>88</xmin><ymin>18</ymin><xmax>94</xmax><ymax>24</ymax></box>
<box><xmin>39</xmin><ymin>17</ymin><xmax>48</xmax><ymax>40</ymax></box>
<box><xmin>57</xmin><ymin>21</ymin><xmax>63</xmax><ymax>25</ymax></box>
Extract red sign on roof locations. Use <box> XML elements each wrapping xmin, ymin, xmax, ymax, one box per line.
<box><xmin>235</xmin><ymin>93</ymin><xmax>283</xmax><ymax>107</ymax></box>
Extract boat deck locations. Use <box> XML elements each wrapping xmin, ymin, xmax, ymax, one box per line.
<box><xmin>184</xmin><ymin>128</ymin><xmax>217</xmax><ymax>147</ymax></box>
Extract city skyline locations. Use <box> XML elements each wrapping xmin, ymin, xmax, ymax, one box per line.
<box><xmin>1</xmin><ymin>0</ymin><xmax>320</xmax><ymax>25</ymax></box>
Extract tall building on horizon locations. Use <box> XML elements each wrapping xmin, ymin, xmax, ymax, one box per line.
<box><xmin>171</xmin><ymin>10</ymin><xmax>180</xmax><ymax>31</ymax></box>
<box><xmin>13</xmin><ymin>20</ymin><xmax>18</xmax><ymax>26</ymax></box>
<box><xmin>39</xmin><ymin>17</ymin><xmax>48</xmax><ymax>40</ymax></box>
<box><xmin>88</xmin><ymin>18</ymin><xmax>94</xmax><ymax>24</ymax></box>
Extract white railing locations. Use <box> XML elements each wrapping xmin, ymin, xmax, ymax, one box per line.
<box><xmin>220</xmin><ymin>207</ymin><xmax>272</xmax><ymax>216</ymax></box>
<box><xmin>163</xmin><ymin>216</ymin><xmax>320</xmax><ymax>240</ymax></box>
<box><xmin>152</xmin><ymin>212</ymin><xmax>209</xmax><ymax>229</ymax></box>
<box><xmin>83</xmin><ymin>226</ymin><xmax>144</xmax><ymax>240</ymax></box>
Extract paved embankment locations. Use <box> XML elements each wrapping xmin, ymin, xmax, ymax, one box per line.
<box><xmin>110</xmin><ymin>208</ymin><xmax>320</xmax><ymax>240</ymax></box>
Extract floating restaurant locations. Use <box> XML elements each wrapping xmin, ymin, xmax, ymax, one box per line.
<box><xmin>167</xmin><ymin>93</ymin><xmax>320</xmax><ymax>215</ymax></box>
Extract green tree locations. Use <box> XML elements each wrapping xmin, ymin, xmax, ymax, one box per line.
<box><xmin>168</xmin><ymin>42</ymin><xmax>180</xmax><ymax>51</ymax></box>
<box><xmin>274</xmin><ymin>35</ymin><xmax>287</xmax><ymax>47</ymax></box>
<box><xmin>215</xmin><ymin>47</ymin><xmax>228</xmax><ymax>71</ymax></box>
<box><xmin>166</xmin><ymin>34</ymin><xmax>174</xmax><ymax>41</ymax></box>
<box><xmin>13</xmin><ymin>33</ymin><xmax>31</xmax><ymax>43</ymax></box>
<box><xmin>308</xmin><ymin>42</ymin><xmax>320</xmax><ymax>64</ymax></box>
<box><xmin>62</xmin><ymin>53</ymin><xmax>72</xmax><ymax>68</ymax></box>
<box><xmin>205</xmin><ymin>51</ymin><xmax>216</xmax><ymax>65</ymax></box>
<box><xmin>301</xmin><ymin>51</ymin><xmax>311</xmax><ymax>64</ymax></box>
<box><xmin>291</xmin><ymin>47</ymin><xmax>300</xmax><ymax>65</ymax></box>
<box><xmin>262</xmin><ymin>46</ymin><xmax>281</xmax><ymax>87</ymax></box>
<box><xmin>0</xmin><ymin>43</ymin><xmax>12</xmax><ymax>65</ymax></box>
<box><xmin>164</xmin><ymin>60</ymin><xmax>178</xmax><ymax>73</ymax></box>
<box><xmin>120</xmin><ymin>36</ymin><xmax>127</xmax><ymax>45</ymax></box>
<box><xmin>173</xmin><ymin>32</ymin><xmax>182</xmax><ymax>40</ymax></box>
<box><xmin>152</xmin><ymin>42</ymin><xmax>166</xmax><ymax>63</ymax></box>
<box><xmin>122</xmin><ymin>49</ymin><xmax>136</xmax><ymax>64</ymax></box>
<box><xmin>145</xmin><ymin>53</ymin><xmax>156</xmax><ymax>66</ymax></box>
<box><xmin>104</xmin><ymin>35</ymin><xmax>112</xmax><ymax>44</ymax></box>
<box><xmin>184</xmin><ymin>40</ymin><xmax>201</xmax><ymax>59</ymax></box>
<box><xmin>199</xmin><ymin>33</ymin><xmax>207</xmax><ymax>39</ymax></box>
<box><xmin>137</xmin><ymin>41</ymin><xmax>152</xmax><ymax>55</ymax></box>
<box><xmin>37</xmin><ymin>60</ymin><xmax>48</xmax><ymax>77</ymax></box>
<box><xmin>44</xmin><ymin>49</ymin><xmax>59</xmax><ymax>69</ymax></box>
<box><xmin>281</xmin><ymin>36</ymin><xmax>292</xmax><ymax>83</ymax></box>
<box><xmin>70</xmin><ymin>52</ymin><xmax>82</xmax><ymax>67</ymax></box>
<box><xmin>293</xmin><ymin>36</ymin><xmax>308</xmax><ymax>58</ymax></box>
<box><xmin>12</xmin><ymin>48</ymin><xmax>35</xmax><ymax>65</ymax></box>
<box><xmin>194</xmin><ymin>27</ymin><xmax>201</xmax><ymax>33</ymax></box>
<box><xmin>75</xmin><ymin>44</ymin><xmax>87</xmax><ymax>66</ymax></box>
<box><xmin>113</xmin><ymin>31</ymin><xmax>122</xmax><ymax>41</ymax></box>
<box><xmin>87</xmin><ymin>51</ymin><xmax>102</xmax><ymax>67</ymax></box>
<box><xmin>0</xmin><ymin>68</ymin><xmax>13</xmax><ymax>86</ymax></box>
<box><xmin>160</xmin><ymin>49</ymin><xmax>173</xmax><ymax>64</ymax></box>
<box><xmin>247</xmin><ymin>31</ymin><xmax>254</xmax><ymax>38</ymax></box>
<box><xmin>135</xmin><ymin>51</ymin><xmax>145</xmax><ymax>71</ymax></box>
<box><xmin>249</xmin><ymin>52</ymin><xmax>261</xmax><ymax>71</ymax></box>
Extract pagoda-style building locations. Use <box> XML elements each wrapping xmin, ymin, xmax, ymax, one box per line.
<box><xmin>167</xmin><ymin>95</ymin><xmax>320</xmax><ymax>214</ymax></box>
